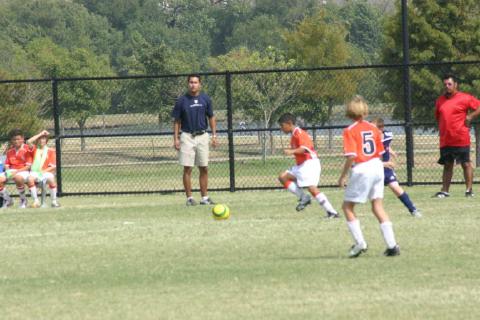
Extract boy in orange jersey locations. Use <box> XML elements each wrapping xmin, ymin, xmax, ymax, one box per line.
<box><xmin>278</xmin><ymin>113</ymin><xmax>339</xmax><ymax>218</ymax></box>
<box><xmin>338</xmin><ymin>96</ymin><xmax>399</xmax><ymax>258</ymax></box>
<box><xmin>27</xmin><ymin>130</ymin><xmax>60</xmax><ymax>208</ymax></box>
<box><xmin>0</xmin><ymin>128</ymin><xmax>37</xmax><ymax>208</ymax></box>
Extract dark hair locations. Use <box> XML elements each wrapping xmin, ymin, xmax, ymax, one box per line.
<box><xmin>8</xmin><ymin>128</ymin><xmax>24</xmax><ymax>140</ymax></box>
<box><xmin>278</xmin><ymin>113</ymin><xmax>296</xmax><ymax>125</ymax></box>
<box><xmin>187</xmin><ymin>74</ymin><xmax>201</xmax><ymax>82</ymax></box>
<box><xmin>442</xmin><ymin>73</ymin><xmax>458</xmax><ymax>83</ymax></box>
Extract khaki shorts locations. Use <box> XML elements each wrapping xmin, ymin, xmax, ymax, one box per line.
<box><xmin>179</xmin><ymin>132</ymin><xmax>209</xmax><ymax>167</ymax></box>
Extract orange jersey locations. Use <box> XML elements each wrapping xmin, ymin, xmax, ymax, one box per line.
<box><xmin>5</xmin><ymin>144</ymin><xmax>33</xmax><ymax>170</ymax></box>
<box><xmin>31</xmin><ymin>145</ymin><xmax>56</xmax><ymax>170</ymax></box>
<box><xmin>290</xmin><ymin>127</ymin><xmax>317</xmax><ymax>165</ymax></box>
<box><xmin>342</xmin><ymin>120</ymin><xmax>384</xmax><ymax>164</ymax></box>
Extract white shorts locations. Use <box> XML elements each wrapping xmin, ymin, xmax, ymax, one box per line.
<box><xmin>344</xmin><ymin>158</ymin><xmax>384</xmax><ymax>203</ymax></box>
<box><xmin>0</xmin><ymin>170</ymin><xmax>30</xmax><ymax>183</ymax></box>
<box><xmin>30</xmin><ymin>172</ymin><xmax>55</xmax><ymax>184</ymax></box>
<box><xmin>179</xmin><ymin>132</ymin><xmax>209</xmax><ymax>167</ymax></box>
<box><xmin>287</xmin><ymin>158</ymin><xmax>321</xmax><ymax>187</ymax></box>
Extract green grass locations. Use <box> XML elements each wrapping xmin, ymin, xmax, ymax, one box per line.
<box><xmin>1</xmin><ymin>185</ymin><xmax>479</xmax><ymax>319</ymax></box>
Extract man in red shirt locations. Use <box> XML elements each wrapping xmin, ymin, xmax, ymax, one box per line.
<box><xmin>434</xmin><ymin>74</ymin><xmax>480</xmax><ymax>198</ymax></box>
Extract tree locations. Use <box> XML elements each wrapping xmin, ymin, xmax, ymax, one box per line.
<box><xmin>383</xmin><ymin>0</ymin><xmax>480</xmax><ymax>163</ymax></box>
<box><xmin>0</xmin><ymin>70</ymin><xmax>43</xmax><ymax>140</ymax></box>
<box><xmin>284</xmin><ymin>9</ymin><xmax>362</xmax><ymax>148</ymax></box>
<box><xmin>27</xmin><ymin>38</ymin><xmax>115</xmax><ymax>150</ymax></box>
<box><xmin>339</xmin><ymin>0</ymin><xmax>383</xmax><ymax>63</ymax></box>
<box><xmin>119</xmin><ymin>40</ymin><xmax>201</xmax><ymax>130</ymax></box>
<box><xmin>224</xmin><ymin>14</ymin><xmax>285</xmax><ymax>53</ymax></box>
<box><xmin>209</xmin><ymin>47</ymin><xmax>307</xmax><ymax>160</ymax></box>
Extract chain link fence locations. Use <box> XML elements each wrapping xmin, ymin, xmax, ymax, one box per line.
<box><xmin>1</xmin><ymin>61</ymin><xmax>479</xmax><ymax>195</ymax></box>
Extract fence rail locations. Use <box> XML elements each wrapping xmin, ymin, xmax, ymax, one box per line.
<box><xmin>1</xmin><ymin>60</ymin><xmax>480</xmax><ymax>196</ymax></box>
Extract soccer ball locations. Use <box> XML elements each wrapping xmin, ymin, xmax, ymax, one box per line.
<box><xmin>212</xmin><ymin>204</ymin><xmax>230</xmax><ymax>220</ymax></box>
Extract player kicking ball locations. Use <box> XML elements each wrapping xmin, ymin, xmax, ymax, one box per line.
<box><xmin>372</xmin><ymin>118</ymin><xmax>421</xmax><ymax>218</ymax></box>
<box><xmin>338</xmin><ymin>96</ymin><xmax>399</xmax><ymax>258</ymax></box>
<box><xmin>277</xmin><ymin>113</ymin><xmax>339</xmax><ymax>218</ymax></box>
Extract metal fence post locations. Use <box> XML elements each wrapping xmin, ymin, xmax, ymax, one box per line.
<box><xmin>401</xmin><ymin>0</ymin><xmax>414</xmax><ymax>186</ymax></box>
<box><xmin>52</xmin><ymin>79</ymin><xmax>63</xmax><ymax>196</ymax></box>
<box><xmin>225</xmin><ymin>71</ymin><xmax>235</xmax><ymax>192</ymax></box>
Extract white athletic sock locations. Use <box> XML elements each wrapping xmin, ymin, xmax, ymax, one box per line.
<box><xmin>18</xmin><ymin>188</ymin><xmax>26</xmax><ymax>201</ymax></box>
<box><xmin>50</xmin><ymin>187</ymin><xmax>57</xmax><ymax>202</ymax></box>
<box><xmin>286</xmin><ymin>182</ymin><xmax>305</xmax><ymax>199</ymax></box>
<box><xmin>1</xmin><ymin>188</ymin><xmax>11</xmax><ymax>201</ymax></box>
<box><xmin>315</xmin><ymin>193</ymin><xmax>337</xmax><ymax>213</ymax></box>
<box><xmin>29</xmin><ymin>186</ymin><xmax>38</xmax><ymax>201</ymax></box>
<box><xmin>347</xmin><ymin>219</ymin><xmax>366</xmax><ymax>246</ymax></box>
<box><xmin>380</xmin><ymin>221</ymin><xmax>397</xmax><ymax>249</ymax></box>
<box><xmin>202</xmin><ymin>196</ymin><xmax>209</xmax><ymax>201</ymax></box>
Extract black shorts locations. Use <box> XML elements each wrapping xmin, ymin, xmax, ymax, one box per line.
<box><xmin>438</xmin><ymin>146</ymin><xmax>470</xmax><ymax>165</ymax></box>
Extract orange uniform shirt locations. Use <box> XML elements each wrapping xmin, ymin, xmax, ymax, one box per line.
<box><xmin>31</xmin><ymin>145</ymin><xmax>56</xmax><ymax>170</ymax></box>
<box><xmin>342</xmin><ymin>120</ymin><xmax>384</xmax><ymax>164</ymax></box>
<box><xmin>290</xmin><ymin>127</ymin><xmax>317</xmax><ymax>165</ymax></box>
<box><xmin>5</xmin><ymin>144</ymin><xmax>33</xmax><ymax>170</ymax></box>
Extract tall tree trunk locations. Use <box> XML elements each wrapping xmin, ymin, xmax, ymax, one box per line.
<box><xmin>78</xmin><ymin>119</ymin><xmax>87</xmax><ymax>151</ymax></box>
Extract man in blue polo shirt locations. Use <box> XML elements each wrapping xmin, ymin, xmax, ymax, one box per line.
<box><xmin>172</xmin><ymin>74</ymin><xmax>218</xmax><ymax>206</ymax></box>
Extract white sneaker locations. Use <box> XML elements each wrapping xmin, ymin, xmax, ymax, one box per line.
<box><xmin>410</xmin><ymin>209</ymin><xmax>422</xmax><ymax>218</ymax></box>
<box><xmin>19</xmin><ymin>199</ymin><xmax>27</xmax><ymax>209</ymax></box>
<box><xmin>51</xmin><ymin>201</ymin><xmax>61</xmax><ymax>208</ymax></box>
<box><xmin>31</xmin><ymin>199</ymin><xmax>41</xmax><ymax>208</ymax></box>
<box><xmin>349</xmin><ymin>242</ymin><xmax>368</xmax><ymax>258</ymax></box>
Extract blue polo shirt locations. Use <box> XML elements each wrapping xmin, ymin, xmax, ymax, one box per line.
<box><xmin>171</xmin><ymin>93</ymin><xmax>214</xmax><ymax>133</ymax></box>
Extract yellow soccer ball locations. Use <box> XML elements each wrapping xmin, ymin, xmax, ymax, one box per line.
<box><xmin>212</xmin><ymin>204</ymin><xmax>230</xmax><ymax>220</ymax></box>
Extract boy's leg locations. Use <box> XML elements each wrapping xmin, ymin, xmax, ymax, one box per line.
<box><xmin>343</xmin><ymin>201</ymin><xmax>367</xmax><ymax>257</ymax></box>
<box><xmin>44</xmin><ymin>173</ymin><xmax>59</xmax><ymax>207</ymax></box>
<box><xmin>371</xmin><ymin>198</ymin><xmax>399</xmax><ymax>255</ymax></box>
<box><xmin>308</xmin><ymin>186</ymin><xmax>338</xmax><ymax>218</ymax></box>
<box><xmin>27</xmin><ymin>175</ymin><xmax>40</xmax><ymax>208</ymax></box>
<box><xmin>0</xmin><ymin>175</ymin><xmax>12</xmax><ymax>207</ymax></box>
<box><xmin>14</xmin><ymin>173</ymin><xmax>28</xmax><ymax>208</ymax></box>
<box><xmin>388</xmin><ymin>182</ymin><xmax>419</xmax><ymax>216</ymax></box>
<box><xmin>279</xmin><ymin>172</ymin><xmax>305</xmax><ymax>199</ymax></box>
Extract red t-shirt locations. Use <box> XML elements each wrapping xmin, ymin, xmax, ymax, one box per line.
<box><xmin>290</xmin><ymin>127</ymin><xmax>317</xmax><ymax>165</ymax></box>
<box><xmin>435</xmin><ymin>92</ymin><xmax>480</xmax><ymax>148</ymax></box>
<box><xmin>343</xmin><ymin>120</ymin><xmax>384</xmax><ymax>164</ymax></box>
<box><xmin>5</xmin><ymin>144</ymin><xmax>33</xmax><ymax>170</ymax></box>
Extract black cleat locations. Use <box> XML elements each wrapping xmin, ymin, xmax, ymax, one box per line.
<box><xmin>384</xmin><ymin>245</ymin><xmax>400</xmax><ymax>257</ymax></box>
<box><xmin>465</xmin><ymin>190</ymin><xmax>474</xmax><ymax>197</ymax></box>
<box><xmin>433</xmin><ymin>191</ymin><xmax>450</xmax><ymax>198</ymax></box>
<box><xmin>326</xmin><ymin>211</ymin><xmax>340</xmax><ymax>219</ymax></box>
<box><xmin>296</xmin><ymin>195</ymin><xmax>311</xmax><ymax>211</ymax></box>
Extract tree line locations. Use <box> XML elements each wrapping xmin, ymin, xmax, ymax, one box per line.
<box><xmin>0</xmin><ymin>0</ymin><xmax>479</xmax><ymax>141</ymax></box>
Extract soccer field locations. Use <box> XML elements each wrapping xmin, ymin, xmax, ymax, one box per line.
<box><xmin>1</xmin><ymin>185</ymin><xmax>479</xmax><ymax>319</ymax></box>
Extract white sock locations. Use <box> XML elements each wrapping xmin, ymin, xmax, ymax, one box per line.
<box><xmin>18</xmin><ymin>188</ymin><xmax>26</xmax><ymax>201</ymax></box>
<box><xmin>380</xmin><ymin>221</ymin><xmax>397</xmax><ymax>249</ymax></box>
<box><xmin>287</xmin><ymin>182</ymin><xmax>305</xmax><ymax>199</ymax></box>
<box><xmin>30</xmin><ymin>186</ymin><xmax>38</xmax><ymax>201</ymax></box>
<box><xmin>347</xmin><ymin>219</ymin><xmax>366</xmax><ymax>246</ymax></box>
<box><xmin>1</xmin><ymin>188</ymin><xmax>11</xmax><ymax>201</ymax></box>
<box><xmin>50</xmin><ymin>187</ymin><xmax>57</xmax><ymax>202</ymax></box>
<box><xmin>315</xmin><ymin>193</ymin><xmax>337</xmax><ymax>213</ymax></box>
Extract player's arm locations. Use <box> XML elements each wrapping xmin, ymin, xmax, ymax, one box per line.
<box><xmin>465</xmin><ymin>106</ymin><xmax>480</xmax><ymax>126</ymax></box>
<box><xmin>283</xmin><ymin>146</ymin><xmax>307</xmax><ymax>156</ymax></box>
<box><xmin>173</xmin><ymin>119</ymin><xmax>181</xmax><ymax>150</ymax></box>
<box><xmin>338</xmin><ymin>156</ymin><xmax>355</xmax><ymax>187</ymax></box>
<box><xmin>27</xmin><ymin>130</ymin><xmax>49</xmax><ymax>146</ymax></box>
<box><xmin>209</xmin><ymin>115</ymin><xmax>218</xmax><ymax>147</ymax></box>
